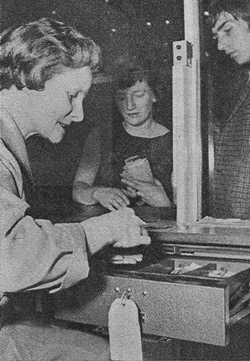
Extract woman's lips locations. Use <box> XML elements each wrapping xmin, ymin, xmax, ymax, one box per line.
<box><xmin>127</xmin><ymin>113</ymin><xmax>139</xmax><ymax>117</ymax></box>
<box><xmin>59</xmin><ymin>122</ymin><xmax>70</xmax><ymax>128</ymax></box>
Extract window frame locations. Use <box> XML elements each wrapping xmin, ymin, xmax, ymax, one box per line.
<box><xmin>172</xmin><ymin>0</ymin><xmax>202</xmax><ymax>226</ymax></box>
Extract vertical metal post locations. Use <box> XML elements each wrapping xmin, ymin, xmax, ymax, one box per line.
<box><xmin>172</xmin><ymin>0</ymin><xmax>201</xmax><ymax>226</ymax></box>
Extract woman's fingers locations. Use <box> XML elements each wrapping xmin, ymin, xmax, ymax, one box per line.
<box><xmin>95</xmin><ymin>188</ymin><xmax>130</xmax><ymax>210</ymax></box>
<box><xmin>121</xmin><ymin>178</ymin><xmax>138</xmax><ymax>189</ymax></box>
<box><xmin>114</xmin><ymin>190</ymin><xmax>130</xmax><ymax>205</ymax></box>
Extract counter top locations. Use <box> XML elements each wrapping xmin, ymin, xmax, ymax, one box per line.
<box><xmin>30</xmin><ymin>185</ymin><xmax>176</xmax><ymax>224</ymax></box>
<box><xmin>30</xmin><ymin>186</ymin><xmax>250</xmax><ymax>248</ymax></box>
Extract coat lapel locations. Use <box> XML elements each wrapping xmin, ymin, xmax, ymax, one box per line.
<box><xmin>0</xmin><ymin>106</ymin><xmax>35</xmax><ymax>202</ymax></box>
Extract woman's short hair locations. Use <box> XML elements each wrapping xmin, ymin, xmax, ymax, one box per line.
<box><xmin>113</xmin><ymin>63</ymin><xmax>162</xmax><ymax>100</ymax></box>
<box><xmin>210</xmin><ymin>0</ymin><xmax>250</xmax><ymax>27</ymax></box>
<box><xmin>112</xmin><ymin>59</ymin><xmax>172</xmax><ymax>127</ymax></box>
<box><xmin>0</xmin><ymin>17</ymin><xmax>100</xmax><ymax>91</ymax></box>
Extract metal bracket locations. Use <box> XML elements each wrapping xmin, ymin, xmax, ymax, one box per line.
<box><xmin>173</xmin><ymin>40</ymin><xmax>193</xmax><ymax>67</ymax></box>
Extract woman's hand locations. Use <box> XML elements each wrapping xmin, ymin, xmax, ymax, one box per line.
<box><xmin>111</xmin><ymin>208</ymin><xmax>150</xmax><ymax>248</ymax></box>
<box><xmin>121</xmin><ymin>178</ymin><xmax>171</xmax><ymax>207</ymax></box>
<box><xmin>82</xmin><ymin>208</ymin><xmax>151</xmax><ymax>254</ymax></box>
<box><xmin>93</xmin><ymin>187</ymin><xmax>130</xmax><ymax>211</ymax></box>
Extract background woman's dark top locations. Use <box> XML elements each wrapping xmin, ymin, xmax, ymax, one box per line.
<box><xmin>95</xmin><ymin>120</ymin><xmax>173</xmax><ymax>202</ymax></box>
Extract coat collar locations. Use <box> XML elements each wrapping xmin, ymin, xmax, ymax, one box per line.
<box><xmin>0</xmin><ymin>99</ymin><xmax>34</xmax><ymax>191</ymax></box>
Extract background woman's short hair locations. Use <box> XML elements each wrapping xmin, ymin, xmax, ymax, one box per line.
<box><xmin>113</xmin><ymin>61</ymin><xmax>163</xmax><ymax>101</ymax></box>
<box><xmin>0</xmin><ymin>17</ymin><xmax>100</xmax><ymax>91</ymax></box>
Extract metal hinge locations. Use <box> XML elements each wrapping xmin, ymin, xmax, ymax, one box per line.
<box><xmin>173</xmin><ymin>40</ymin><xmax>193</xmax><ymax>67</ymax></box>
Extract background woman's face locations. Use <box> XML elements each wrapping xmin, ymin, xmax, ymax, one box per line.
<box><xmin>25</xmin><ymin>66</ymin><xmax>92</xmax><ymax>143</ymax></box>
<box><xmin>115</xmin><ymin>79</ymin><xmax>156</xmax><ymax>127</ymax></box>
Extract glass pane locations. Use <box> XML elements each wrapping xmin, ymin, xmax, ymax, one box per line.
<box><xmin>2</xmin><ymin>0</ymin><xmax>185</xmax><ymax>220</ymax></box>
<box><xmin>201</xmin><ymin>0</ymin><xmax>250</xmax><ymax>219</ymax></box>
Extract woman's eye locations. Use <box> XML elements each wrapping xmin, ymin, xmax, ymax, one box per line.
<box><xmin>134</xmin><ymin>91</ymin><xmax>145</xmax><ymax>98</ymax></box>
<box><xmin>116</xmin><ymin>94</ymin><xmax>126</xmax><ymax>101</ymax></box>
<box><xmin>224</xmin><ymin>27</ymin><xmax>232</xmax><ymax>34</ymax></box>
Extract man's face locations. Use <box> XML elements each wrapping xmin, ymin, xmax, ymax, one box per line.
<box><xmin>212</xmin><ymin>11</ymin><xmax>250</xmax><ymax>65</ymax></box>
<box><xmin>115</xmin><ymin>80</ymin><xmax>156</xmax><ymax>127</ymax></box>
<box><xmin>25</xmin><ymin>66</ymin><xmax>92</xmax><ymax>143</ymax></box>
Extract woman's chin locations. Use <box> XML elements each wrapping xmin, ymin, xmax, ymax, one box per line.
<box><xmin>48</xmin><ymin>130</ymin><xmax>64</xmax><ymax>144</ymax></box>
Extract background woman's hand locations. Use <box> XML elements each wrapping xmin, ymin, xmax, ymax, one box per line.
<box><xmin>121</xmin><ymin>178</ymin><xmax>171</xmax><ymax>207</ymax></box>
<box><xmin>93</xmin><ymin>187</ymin><xmax>130</xmax><ymax>211</ymax></box>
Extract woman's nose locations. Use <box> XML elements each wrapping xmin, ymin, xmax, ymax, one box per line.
<box><xmin>126</xmin><ymin>94</ymin><xmax>136</xmax><ymax>110</ymax></box>
<box><xmin>72</xmin><ymin>99</ymin><xmax>84</xmax><ymax>122</ymax></box>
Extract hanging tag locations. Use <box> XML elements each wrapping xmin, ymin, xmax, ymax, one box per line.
<box><xmin>108</xmin><ymin>296</ymin><xmax>143</xmax><ymax>361</ymax></box>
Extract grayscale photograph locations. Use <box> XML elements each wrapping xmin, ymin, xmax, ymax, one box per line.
<box><xmin>0</xmin><ymin>1</ymin><xmax>250</xmax><ymax>360</ymax></box>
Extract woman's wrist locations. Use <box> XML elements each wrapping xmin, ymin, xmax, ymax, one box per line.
<box><xmin>73</xmin><ymin>182</ymin><xmax>98</xmax><ymax>205</ymax></box>
<box><xmin>91</xmin><ymin>188</ymin><xmax>99</xmax><ymax>203</ymax></box>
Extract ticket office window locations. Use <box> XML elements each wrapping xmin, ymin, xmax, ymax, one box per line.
<box><xmin>4</xmin><ymin>0</ymin><xmax>211</xmax><ymax>222</ymax></box>
<box><xmin>96</xmin><ymin>0</ymin><xmax>184</xmax><ymax>220</ymax></box>
<box><xmin>5</xmin><ymin>1</ymin><xmax>243</xmax><ymax>222</ymax></box>
<box><xmin>3</xmin><ymin>0</ymin><xmax>212</xmax><ymax>222</ymax></box>
<box><xmin>97</xmin><ymin>0</ymin><xmax>220</xmax><ymax>225</ymax></box>
<box><xmin>95</xmin><ymin>0</ymin><xmax>229</xmax><ymax>225</ymax></box>
<box><xmin>91</xmin><ymin>0</ymin><xmax>234</xmax><ymax>226</ymax></box>
<box><xmin>22</xmin><ymin>0</ymin><xmax>184</xmax><ymax>213</ymax></box>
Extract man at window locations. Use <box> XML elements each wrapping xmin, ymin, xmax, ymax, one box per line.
<box><xmin>210</xmin><ymin>0</ymin><xmax>250</xmax><ymax>219</ymax></box>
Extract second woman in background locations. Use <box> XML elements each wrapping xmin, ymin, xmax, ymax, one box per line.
<box><xmin>73</xmin><ymin>64</ymin><xmax>173</xmax><ymax>211</ymax></box>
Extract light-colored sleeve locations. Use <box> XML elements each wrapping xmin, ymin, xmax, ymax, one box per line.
<box><xmin>72</xmin><ymin>126</ymin><xmax>103</xmax><ymax>205</ymax></box>
<box><xmin>0</xmin><ymin>160</ymin><xmax>90</xmax><ymax>294</ymax></box>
